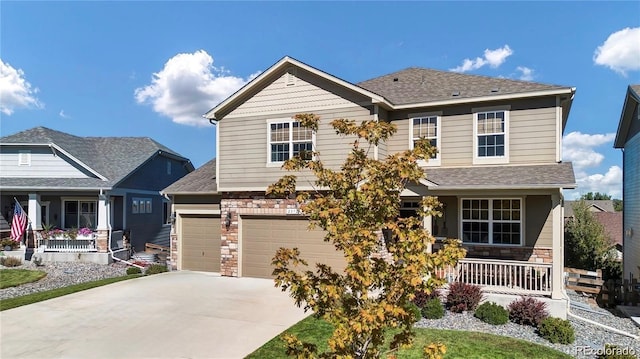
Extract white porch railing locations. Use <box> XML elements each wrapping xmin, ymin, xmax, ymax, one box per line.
<box><xmin>441</xmin><ymin>258</ymin><xmax>552</xmax><ymax>296</ymax></box>
<box><xmin>37</xmin><ymin>235</ymin><xmax>97</xmax><ymax>252</ymax></box>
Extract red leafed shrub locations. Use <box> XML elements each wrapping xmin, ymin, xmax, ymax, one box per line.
<box><xmin>508</xmin><ymin>296</ymin><xmax>549</xmax><ymax>327</ymax></box>
<box><xmin>412</xmin><ymin>289</ymin><xmax>441</xmax><ymax>308</ymax></box>
<box><xmin>446</xmin><ymin>282</ymin><xmax>483</xmax><ymax>313</ymax></box>
<box><xmin>131</xmin><ymin>260</ymin><xmax>149</xmax><ymax>267</ymax></box>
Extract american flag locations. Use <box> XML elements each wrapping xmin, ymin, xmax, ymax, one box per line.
<box><xmin>10</xmin><ymin>201</ymin><xmax>27</xmax><ymax>241</ymax></box>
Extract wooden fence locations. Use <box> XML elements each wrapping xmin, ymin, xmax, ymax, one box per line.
<box><xmin>564</xmin><ymin>267</ymin><xmax>640</xmax><ymax>306</ymax></box>
<box><xmin>564</xmin><ymin>267</ymin><xmax>603</xmax><ymax>294</ymax></box>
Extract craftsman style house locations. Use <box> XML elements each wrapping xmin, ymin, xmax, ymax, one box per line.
<box><xmin>170</xmin><ymin>56</ymin><xmax>576</xmax><ymax>316</ymax></box>
<box><xmin>615</xmin><ymin>85</ymin><xmax>640</xmax><ymax>280</ymax></box>
<box><xmin>0</xmin><ymin>127</ymin><xmax>193</xmax><ymax>263</ymax></box>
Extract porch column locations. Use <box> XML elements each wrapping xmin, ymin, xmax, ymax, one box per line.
<box><xmin>423</xmin><ymin>202</ymin><xmax>433</xmax><ymax>254</ymax></box>
<box><xmin>28</xmin><ymin>193</ymin><xmax>42</xmax><ymax>230</ymax></box>
<box><xmin>551</xmin><ymin>192</ymin><xmax>564</xmax><ymax>299</ymax></box>
<box><xmin>96</xmin><ymin>193</ymin><xmax>109</xmax><ymax>253</ymax></box>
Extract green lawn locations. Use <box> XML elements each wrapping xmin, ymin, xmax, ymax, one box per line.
<box><xmin>247</xmin><ymin>316</ymin><xmax>572</xmax><ymax>359</ymax></box>
<box><xmin>0</xmin><ymin>269</ymin><xmax>47</xmax><ymax>289</ymax></box>
<box><xmin>0</xmin><ymin>274</ymin><xmax>142</xmax><ymax>311</ymax></box>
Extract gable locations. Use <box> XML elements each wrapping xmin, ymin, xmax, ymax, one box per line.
<box><xmin>0</xmin><ymin>145</ymin><xmax>99</xmax><ymax>179</ymax></box>
<box><xmin>116</xmin><ymin>153</ymin><xmax>192</xmax><ymax>191</ymax></box>
<box><xmin>614</xmin><ymin>85</ymin><xmax>640</xmax><ymax>148</ymax></box>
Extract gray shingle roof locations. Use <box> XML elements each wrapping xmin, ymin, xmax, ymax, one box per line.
<box><xmin>357</xmin><ymin>67</ymin><xmax>570</xmax><ymax>106</ymax></box>
<box><xmin>564</xmin><ymin>200</ymin><xmax>616</xmax><ymax>218</ymax></box>
<box><xmin>1</xmin><ymin>127</ymin><xmax>190</xmax><ymax>189</ymax></box>
<box><xmin>162</xmin><ymin>159</ymin><xmax>217</xmax><ymax>194</ymax></box>
<box><xmin>424</xmin><ymin>162</ymin><xmax>576</xmax><ymax>189</ymax></box>
<box><xmin>631</xmin><ymin>85</ymin><xmax>640</xmax><ymax>96</ymax></box>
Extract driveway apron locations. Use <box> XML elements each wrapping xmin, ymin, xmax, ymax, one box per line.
<box><xmin>0</xmin><ymin>271</ymin><xmax>307</xmax><ymax>359</ymax></box>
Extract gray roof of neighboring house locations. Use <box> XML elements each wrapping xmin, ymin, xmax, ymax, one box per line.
<box><xmin>162</xmin><ymin>159</ymin><xmax>217</xmax><ymax>194</ymax></box>
<box><xmin>424</xmin><ymin>162</ymin><xmax>576</xmax><ymax>189</ymax></box>
<box><xmin>0</xmin><ymin>126</ymin><xmax>191</xmax><ymax>190</ymax></box>
<box><xmin>357</xmin><ymin>67</ymin><xmax>570</xmax><ymax>106</ymax></box>
<box><xmin>564</xmin><ymin>200</ymin><xmax>616</xmax><ymax>218</ymax></box>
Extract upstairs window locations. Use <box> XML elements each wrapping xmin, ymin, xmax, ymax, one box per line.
<box><xmin>410</xmin><ymin>115</ymin><xmax>440</xmax><ymax>166</ymax></box>
<box><xmin>268</xmin><ymin>120</ymin><xmax>314</xmax><ymax>164</ymax></box>
<box><xmin>473</xmin><ymin>108</ymin><xmax>509</xmax><ymax>164</ymax></box>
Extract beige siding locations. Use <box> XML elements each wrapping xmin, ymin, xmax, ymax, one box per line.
<box><xmin>387</xmin><ymin>119</ymin><xmax>410</xmax><ymax>154</ymax></box>
<box><xmin>525</xmin><ymin>195</ymin><xmax>553</xmax><ymax>247</ymax></box>
<box><xmin>219</xmin><ymin>72</ymin><xmax>374</xmax><ymax>189</ymax></box>
<box><xmin>510</xmin><ymin>106</ymin><xmax>557</xmax><ymax>164</ymax></box>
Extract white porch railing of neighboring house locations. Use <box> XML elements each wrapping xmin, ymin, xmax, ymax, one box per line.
<box><xmin>440</xmin><ymin>258</ymin><xmax>553</xmax><ymax>296</ymax></box>
<box><xmin>36</xmin><ymin>234</ymin><xmax>97</xmax><ymax>252</ymax></box>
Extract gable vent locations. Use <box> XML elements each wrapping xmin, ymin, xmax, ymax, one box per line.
<box><xmin>285</xmin><ymin>67</ymin><xmax>297</xmax><ymax>87</ymax></box>
<box><xmin>18</xmin><ymin>150</ymin><xmax>31</xmax><ymax>166</ymax></box>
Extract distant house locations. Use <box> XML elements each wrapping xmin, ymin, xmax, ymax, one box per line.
<box><xmin>592</xmin><ymin>211</ymin><xmax>623</xmax><ymax>262</ymax></box>
<box><xmin>564</xmin><ymin>200</ymin><xmax>615</xmax><ymax>219</ymax></box>
<box><xmin>0</xmin><ymin>127</ymin><xmax>193</xmax><ymax>263</ymax></box>
<box><xmin>614</xmin><ymin>85</ymin><xmax>640</xmax><ymax>280</ymax></box>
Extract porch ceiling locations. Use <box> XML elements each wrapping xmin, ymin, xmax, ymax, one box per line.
<box><xmin>423</xmin><ymin>162</ymin><xmax>576</xmax><ymax>190</ymax></box>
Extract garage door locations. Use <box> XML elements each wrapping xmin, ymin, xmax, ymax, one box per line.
<box><xmin>181</xmin><ymin>214</ymin><xmax>221</xmax><ymax>272</ymax></box>
<box><xmin>242</xmin><ymin>217</ymin><xmax>346</xmax><ymax>278</ymax></box>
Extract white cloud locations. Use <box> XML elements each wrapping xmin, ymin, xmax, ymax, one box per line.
<box><xmin>450</xmin><ymin>45</ymin><xmax>513</xmax><ymax>73</ymax></box>
<box><xmin>135</xmin><ymin>50</ymin><xmax>256</xmax><ymax>126</ymax></box>
<box><xmin>0</xmin><ymin>58</ymin><xmax>43</xmax><ymax>115</ymax></box>
<box><xmin>516</xmin><ymin>66</ymin><xmax>534</xmax><ymax>81</ymax></box>
<box><xmin>562</xmin><ymin>131</ymin><xmax>621</xmax><ymax>199</ymax></box>
<box><xmin>594</xmin><ymin>27</ymin><xmax>640</xmax><ymax>76</ymax></box>
<box><xmin>59</xmin><ymin>110</ymin><xmax>70</xmax><ymax>119</ymax></box>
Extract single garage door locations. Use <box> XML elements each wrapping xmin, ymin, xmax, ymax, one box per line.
<box><xmin>181</xmin><ymin>214</ymin><xmax>221</xmax><ymax>272</ymax></box>
<box><xmin>242</xmin><ymin>217</ymin><xmax>346</xmax><ymax>278</ymax></box>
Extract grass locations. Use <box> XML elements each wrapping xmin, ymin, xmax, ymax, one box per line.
<box><xmin>0</xmin><ymin>274</ymin><xmax>142</xmax><ymax>311</ymax></box>
<box><xmin>247</xmin><ymin>316</ymin><xmax>572</xmax><ymax>359</ymax></box>
<box><xmin>0</xmin><ymin>269</ymin><xmax>47</xmax><ymax>289</ymax></box>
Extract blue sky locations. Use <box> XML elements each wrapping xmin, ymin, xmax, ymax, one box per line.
<box><xmin>1</xmin><ymin>1</ymin><xmax>639</xmax><ymax>199</ymax></box>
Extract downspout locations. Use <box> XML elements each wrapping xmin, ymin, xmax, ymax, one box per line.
<box><xmin>104</xmin><ymin>191</ymin><xmax>143</xmax><ymax>269</ymax></box>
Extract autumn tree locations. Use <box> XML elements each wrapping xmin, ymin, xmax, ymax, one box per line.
<box><xmin>267</xmin><ymin>114</ymin><xmax>466</xmax><ymax>358</ymax></box>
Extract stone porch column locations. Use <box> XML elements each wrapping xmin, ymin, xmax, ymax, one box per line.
<box><xmin>96</xmin><ymin>193</ymin><xmax>109</xmax><ymax>253</ymax></box>
<box><xmin>28</xmin><ymin>193</ymin><xmax>42</xmax><ymax>230</ymax></box>
<box><xmin>551</xmin><ymin>192</ymin><xmax>564</xmax><ymax>299</ymax></box>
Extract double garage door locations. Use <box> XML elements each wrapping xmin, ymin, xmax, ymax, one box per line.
<box><xmin>242</xmin><ymin>217</ymin><xmax>346</xmax><ymax>278</ymax></box>
<box><xmin>181</xmin><ymin>214</ymin><xmax>221</xmax><ymax>272</ymax></box>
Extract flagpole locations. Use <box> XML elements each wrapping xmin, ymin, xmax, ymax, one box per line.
<box><xmin>12</xmin><ymin>197</ymin><xmax>35</xmax><ymax>247</ymax></box>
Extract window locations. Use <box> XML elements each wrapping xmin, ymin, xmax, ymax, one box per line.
<box><xmin>410</xmin><ymin>115</ymin><xmax>440</xmax><ymax>166</ymax></box>
<box><xmin>461</xmin><ymin>198</ymin><xmax>522</xmax><ymax>245</ymax></box>
<box><xmin>163</xmin><ymin>201</ymin><xmax>171</xmax><ymax>225</ymax></box>
<box><xmin>63</xmin><ymin>200</ymin><xmax>97</xmax><ymax>228</ymax></box>
<box><xmin>268</xmin><ymin>120</ymin><xmax>314</xmax><ymax>164</ymax></box>
<box><xmin>167</xmin><ymin>161</ymin><xmax>172</xmax><ymax>175</ymax></box>
<box><xmin>132</xmin><ymin>197</ymin><xmax>151</xmax><ymax>214</ymax></box>
<box><xmin>473</xmin><ymin>108</ymin><xmax>509</xmax><ymax>164</ymax></box>
<box><xmin>18</xmin><ymin>150</ymin><xmax>31</xmax><ymax>166</ymax></box>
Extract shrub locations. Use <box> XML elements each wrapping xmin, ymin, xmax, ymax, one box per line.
<box><xmin>0</xmin><ymin>256</ymin><xmax>22</xmax><ymax>267</ymax></box>
<box><xmin>145</xmin><ymin>264</ymin><xmax>168</xmax><ymax>275</ymax></box>
<box><xmin>1</xmin><ymin>238</ymin><xmax>20</xmax><ymax>250</ymax></box>
<box><xmin>421</xmin><ymin>297</ymin><xmax>445</xmax><ymax>319</ymax></box>
<box><xmin>538</xmin><ymin>317</ymin><xmax>575</xmax><ymax>344</ymax></box>
<box><xmin>596</xmin><ymin>344</ymin><xmax>638</xmax><ymax>359</ymax></box>
<box><xmin>405</xmin><ymin>302</ymin><xmax>422</xmax><ymax>322</ymax></box>
<box><xmin>126</xmin><ymin>267</ymin><xmax>142</xmax><ymax>275</ymax></box>
<box><xmin>446</xmin><ymin>282</ymin><xmax>483</xmax><ymax>313</ymax></box>
<box><xmin>474</xmin><ymin>301</ymin><xmax>509</xmax><ymax>325</ymax></box>
<box><xmin>412</xmin><ymin>289</ymin><xmax>440</xmax><ymax>308</ymax></box>
<box><xmin>508</xmin><ymin>296</ymin><xmax>549</xmax><ymax>327</ymax></box>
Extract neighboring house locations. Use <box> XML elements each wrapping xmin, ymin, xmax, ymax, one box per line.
<box><xmin>170</xmin><ymin>56</ymin><xmax>576</xmax><ymax>317</ymax></box>
<box><xmin>614</xmin><ymin>85</ymin><xmax>640</xmax><ymax>280</ymax></box>
<box><xmin>161</xmin><ymin>159</ymin><xmax>221</xmax><ymax>272</ymax></box>
<box><xmin>0</xmin><ymin>126</ymin><xmax>194</xmax><ymax>263</ymax></box>
<box><xmin>564</xmin><ymin>200</ymin><xmax>615</xmax><ymax>219</ymax></box>
<box><xmin>592</xmin><ymin>211</ymin><xmax>623</xmax><ymax>262</ymax></box>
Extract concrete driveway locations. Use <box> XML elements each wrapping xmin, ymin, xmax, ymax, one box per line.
<box><xmin>0</xmin><ymin>271</ymin><xmax>308</xmax><ymax>359</ymax></box>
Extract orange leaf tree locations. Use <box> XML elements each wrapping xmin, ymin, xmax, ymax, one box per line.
<box><xmin>267</xmin><ymin>113</ymin><xmax>466</xmax><ymax>358</ymax></box>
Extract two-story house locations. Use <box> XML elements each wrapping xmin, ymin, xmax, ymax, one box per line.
<box><xmin>615</xmin><ymin>85</ymin><xmax>640</xmax><ymax>281</ymax></box>
<box><xmin>170</xmin><ymin>56</ymin><xmax>576</xmax><ymax>317</ymax></box>
<box><xmin>0</xmin><ymin>127</ymin><xmax>193</xmax><ymax>263</ymax></box>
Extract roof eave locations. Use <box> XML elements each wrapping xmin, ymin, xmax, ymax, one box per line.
<box><xmin>0</xmin><ymin>186</ymin><xmax>113</xmax><ymax>191</ymax></box>
<box><xmin>426</xmin><ymin>184</ymin><xmax>577</xmax><ymax>190</ymax></box>
<box><xmin>161</xmin><ymin>190</ymin><xmax>219</xmax><ymax>196</ymax></box>
<box><xmin>614</xmin><ymin>86</ymin><xmax>640</xmax><ymax>148</ymax></box>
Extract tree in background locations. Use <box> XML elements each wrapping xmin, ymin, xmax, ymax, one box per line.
<box><xmin>580</xmin><ymin>192</ymin><xmax>611</xmax><ymax>200</ymax></box>
<box><xmin>612</xmin><ymin>199</ymin><xmax>623</xmax><ymax>212</ymax></box>
<box><xmin>268</xmin><ymin>114</ymin><xmax>466</xmax><ymax>359</ymax></box>
<box><xmin>565</xmin><ymin>200</ymin><xmax>620</xmax><ymax>279</ymax></box>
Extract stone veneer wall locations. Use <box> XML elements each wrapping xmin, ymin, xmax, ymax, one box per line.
<box><xmin>220</xmin><ymin>192</ymin><xmax>300</xmax><ymax>277</ymax></box>
<box><xmin>433</xmin><ymin>242</ymin><xmax>552</xmax><ymax>263</ymax></box>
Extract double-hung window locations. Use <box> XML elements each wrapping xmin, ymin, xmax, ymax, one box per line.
<box><xmin>410</xmin><ymin>114</ymin><xmax>441</xmax><ymax>166</ymax></box>
<box><xmin>473</xmin><ymin>108</ymin><xmax>509</xmax><ymax>164</ymax></box>
<box><xmin>268</xmin><ymin>120</ymin><xmax>314</xmax><ymax>164</ymax></box>
<box><xmin>461</xmin><ymin>198</ymin><xmax>522</xmax><ymax>245</ymax></box>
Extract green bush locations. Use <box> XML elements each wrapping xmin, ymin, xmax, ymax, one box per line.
<box><xmin>446</xmin><ymin>282</ymin><xmax>483</xmax><ymax>313</ymax></box>
<box><xmin>126</xmin><ymin>267</ymin><xmax>142</xmax><ymax>275</ymax></box>
<box><xmin>508</xmin><ymin>296</ymin><xmax>549</xmax><ymax>327</ymax></box>
<box><xmin>0</xmin><ymin>256</ymin><xmax>22</xmax><ymax>267</ymax></box>
<box><xmin>596</xmin><ymin>344</ymin><xmax>638</xmax><ymax>359</ymax></box>
<box><xmin>0</xmin><ymin>238</ymin><xmax>19</xmax><ymax>250</ymax></box>
<box><xmin>421</xmin><ymin>297</ymin><xmax>445</xmax><ymax>319</ymax></box>
<box><xmin>406</xmin><ymin>302</ymin><xmax>422</xmax><ymax>322</ymax></box>
<box><xmin>474</xmin><ymin>301</ymin><xmax>509</xmax><ymax>325</ymax></box>
<box><xmin>538</xmin><ymin>317</ymin><xmax>575</xmax><ymax>344</ymax></box>
<box><xmin>145</xmin><ymin>264</ymin><xmax>168</xmax><ymax>275</ymax></box>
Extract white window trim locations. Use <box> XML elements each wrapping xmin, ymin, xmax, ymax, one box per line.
<box><xmin>459</xmin><ymin>197</ymin><xmax>524</xmax><ymax>247</ymax></box>
<box><xmin>266</xmin><ymin>118</ymin><xmax>316</xmax><ymax>167</ymax></box>
<box><xmin>132</xmin><ymin>197</ymin><xmax>152</xmax><ymax>214</ymax></box>
<box><xmin>472</xmin><ymin>106</ymin><xmax>510</xmax><ymax>165</ymax></box>
<box><xmin>61</xmin><ymin>198</ymin><xmax>98</xmax><ymax>229</ymax></box>
<box><xmin>409</xmin><ymin>112</ymin><xmax>442</xmax><ymax>167</ymax></box>
<box><xmin>18</xmin><ymin>150</ymin><xmax>31</xmax><ymax>166</ymax></box>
